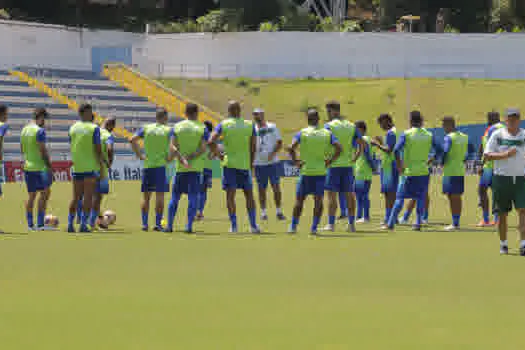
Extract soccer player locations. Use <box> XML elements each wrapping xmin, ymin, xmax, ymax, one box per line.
<box><xmin>21</xmin><ymin>108</ymin><xmax>53</xmax><ymax>231</ymax></box>
<box><xmin>165</xmin><ymin>103</ymin><xmax>207</xmax><ymax>233</ymax></box>
<box><xmin>90</xmin><ymin>117</ymin><xmax>116</xmax><ymax>229</ymax></box>
<box><xmin>324</xmin><ymin>101</ymin><xmax>363</xmax><ymax>232</ymax></box>
<box><xmin>478</xmin><ymin>111</ymin><xmax>505</xmax><ymax>227</ymax></box>
<box><xmin>252</xmin><ymin>108</ymin><xmax>286</xmax><ymax>221</ymax></box>
<box><xmin>484</xmin><ymin>109</ymin><xmax>525</xmax><ymax>255</ymax></box>
<box><xmin>384</xmin><ymin>111</ymin><xmax>441</xmax><ymax>231</ymax></box>
<box><xmin>371</xmin><ymin>113</ymin><xmax>398</xmax><ymax>225</ymax></box>
<box><xmin>208</xmin><ymin>101</ymin><xmax>260</xmax><ymax>233</ymax></box>
<box><xmin>67</xmin><ymin>104</ymin><xmax>104</xmax><ymax>233</ymax></box>
<box><xmin>354</xmin><ymin>121</ymin><xmax>375</xmax><ymax>223</ymax></box>
<box><xmin>288</xmin><ymin>108</ymin><xmax>342</xmax><ymax>234</ymax></box>
<box><xmin>0</xmin><ymin>105</ymin><xmax>8</xmax><ymax>233</ymax></box>
<box><xmin>441</xmin><ymin>116</ymin><xmax>473</xmax><ymax>231</ymax></box>
<box><xmin>197</xmin><ymin>120</ymin><xmax>214</xmax><ymax>220</ymax></box>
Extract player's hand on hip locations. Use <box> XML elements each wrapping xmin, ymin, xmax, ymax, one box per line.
<box><xmin>180</xmin><ymin>157</ymin><xmax>190</xmax><ymax>169</ymax></box>
<box><xmin>506</xmin><ymin>147</ymin><xmax>518</xmax><ymax>158</ymax></box>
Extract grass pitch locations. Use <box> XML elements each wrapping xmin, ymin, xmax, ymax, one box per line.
<box><xmin>1</xmin><ymin>178</ymin><xmax>524</xmax><ymax>350</ymax></box>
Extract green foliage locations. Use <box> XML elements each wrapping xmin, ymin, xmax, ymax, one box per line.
<box><xmin>259</xmin><ymin>21</ymin><xmax>279</xmax><ymax>32</ymax></box>
<box><xmin>512</xmin><ymin>25</ymin><xmax>525</xmax><ymax>33</ymax></box>
<box><xmin>196</xmin><ymin>10</ymin><xmax>227</xmax><ymax>33</ymax></box>
<box><xmin>316</xmin><ymin>17</ymin><xmax>338</xmax><ymax>32</ymax></box>
<box><xmin>0</xmin><ymin>8</ymin><xmax>10</xmax><ymax>20</ymax></box>
<box><xmin>444</xmin><ymin>25</ymin><xmax>460</xmax><ymax>33</ymax></box>
<box><xmin>341</xmin><ymin>20</ymin><xmax>363</xmax><ymax>33</ymax></box>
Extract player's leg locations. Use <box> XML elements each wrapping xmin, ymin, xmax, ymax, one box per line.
<box><xmin>311</xmin><ymin>176</ymin><xmax>326</xmax><ymax>234</ymax></box>
<box><xmin>197</xmin><ymin>169</ymin><xmax>211</xmax><ymax>220</ymax></box>
<box><xmin>141</xmin><ymin>192</ymin><xmax>152</xmax><ymax>231</ymax></box>
<box><xmin>153</xmin><ymin>167</ymin><xmax>169</xmax><ymax>231</ymax></box>
<box><xmin>222</xmin><ymin>168</ymin><xmax>238</xmax><ymax>232</ymax></box>
<box><xmin>185</xmin><ymin>173</ymin><xmax>201</xmax><ymax>233</ymax></box>
<box><xmin>401</xmin><ymin>199</ymin><xmax>416</xmax><ymax>224</ymax></box>
<box><xmin>492</xmin><ymin>175</ymin><xmax>511</xmax><ymax>254</ymax></box>
<box><xmin>91</xmin><ymin>178</ymin><xmax>108</xmax><ymax>228</ymax></box>
<box><xmin>444</xmin><ymin>176</ymin><xmax>464</xmax><ymax>230</ymax></box>
<box><xmin>413</xmin><ymin>176</ymin><xmax>430</xmax><ymax>231</ymax></box>
<box><xmin>386</xmin><ymin>177</ymin><xmax>407</xmax><ymax>230</ymax></box>
<box><xmin>355</xmin><ymin>181</ymin><xmax>364</xmax><ymax>221</ymax></box>
<box><xmin>166</xmin><ymin>173</ymin><xmax>182</xmax><ymax>232</ymax></box>
<box><xmin>478</xmin><ymin>169</ymin><xmax>492</xmax><ymax>226</ymax></box>
<box><xmin>270</xmin><ymin>164</ymin><xmax>285</xmax><ymax>220</ymax></box>
<box><xmin>289</xmin><ymin>176</ymin><xmax>307</xmax><ymax>233</ymax></box>
<box><xmin>338</xmin><ymin>192</ymin><xmax>348</xmax><ymax>219</ymax></box>
<box><xmin>80</xmin><ymin>176</ymin><xmax>97</xmax><ymax>232</ymax></box>
<box><xmin>241</xmin><ymin>169</ymin><xmax>259</xmax><ymax>232</ymax></box>
<box><xmin>37</xmin><ymin>188</ymin><xmax>51</xmax><ymax>229</ymax></box>
<box><xmin>361</xmin><ymin>180</ymin><xmax>371</xmax><ymax>222</ymax></box>
<box><xmin>68</xmin><ymin>177</ymin><xmax>84</xmax><ymax>232</ymax></box>
<box><xmin>324</xmin><ymin>168</ymin><xmax>338</xmax><ymax>231</ymax></box>
<box><xmin>25</xmin><ymin>192</ymin><xmax>37</xmax><ymax>230</ymax></box>
<box><xmin>518</xmin><ymin>209</ymin><xmax>525</xmax><ymax>256</ymax></box>
<box><xmin>513</xmin><ymin>177</ymin><xmax>525</xmax><ymax>256</ymax></box>
<box><xmin>381</xmin><ymin>168</ymin><xmax>397</xmax><ymax>224</ymax></box>
<box><xmin>325</xmin><ymin>191</ymin><xmax>338</xmax><ymax>231</ymax></box>
<box><xmin>140</xmin><ymin>168</ymin><xmax>153</xmax><ymax>230</ymax></box>
<box><xmin>255</xmin><ymin>165</ymin><xmax>269</xmax><ymax>220</ymax></box>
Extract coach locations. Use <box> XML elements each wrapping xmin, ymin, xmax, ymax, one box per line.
<box><xmin>484</xmin><ymin>108</ymin><xmax>525</xmax><ymax>256</ymax></box>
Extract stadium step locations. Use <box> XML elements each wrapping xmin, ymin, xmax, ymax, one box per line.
<box><xmin>9</xmin><ymin>69</ymin><xmax>135</xmax><ymax>142</ymax></box>
<box><xmin>102</xmin><ymin>63</ymin><xmax>221</xmax><ymax>123</ymax></box>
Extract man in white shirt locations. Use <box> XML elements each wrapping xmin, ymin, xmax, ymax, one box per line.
<box><xmin>484</xmin><ymin>108</ymin><xmax>525</xmax><ymax>256</ymax></box>
<box><xmin>253</xmin><ymin>109</ymin><xmax>286</xmax><ymax>221</ymax></box>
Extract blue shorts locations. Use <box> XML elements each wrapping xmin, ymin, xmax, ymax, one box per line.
<box><xmin>173</xmin><ymin>172</ymin><xmax>202</xmax><ymax>195</ymax></box>
<box><xmin>380</xmin><ymin>167</ymin><xmax>399</xmax><ymax>193</ymax></box>
<box><xmin>97</xmin><ymin>178</ymin><xmax>110</xmax><ymax>194</ymax></box>
<box><xmin>141</xmin><ymin>167</ymin><xmax>169</xmax><ymax>193</ymax></box>
<box><xmin>443</xmin><ymin>176</ymin><xmax>465</xmax><ymax>195</ymax></box>
<box><xmin>479</xmin><ymin>168</ymin><xmax>493</xmax><ymax>188</ymax></box>
<box><xmin>355</xmin><ymin>179</ymin><xmax>372</xmax><ymax>195</ymax></box>
<box><xmin>254</xmin><ymin>163</ymin><xmax>281</xmax><ymax>189</ymax></box>
<box><xmin>396</xmin><ymin>175</ymin><xmax>430</xmax><ymax>200</ymax></box>
<box><xmin>297</xmin><ymin>175</ymin><xmax>326</xmax><ymax>197</ymax></box>
<box><xmin>202</xmin><ymin>168</ymin><xmax>213</xmax><ymax>189</ymax></box>
<box><xmin>24</xmin><ymin>171</ymin><xmax>52</xmax><ymax>193</ymax></box>
<box><xmin>325</xmin><ymin>167</ymin><xmax>354</xmax><ymax>193</ymax></box>
<box><xmin>222</xmin><ymin>167</ymin><xmax>253</xmax><ymax>190</ymax></box>
<box><xmin>72</xmin><ymin>171</ymin><xmax>98</xmax><ymax>180</ymax></box>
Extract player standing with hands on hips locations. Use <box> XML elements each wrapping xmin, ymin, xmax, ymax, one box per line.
<box><xmin>484</xmin><ymin>109</ymin><xmax>525</xmax><ymax>256</ymax></box>
<box><xmin>252</xmin><ymin>108</ymin><xmax>286</xmax><ymax>221</ymax></box>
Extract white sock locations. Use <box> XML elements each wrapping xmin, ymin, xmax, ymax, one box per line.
<box><xmin>520</xmin><ymin>240</ymin><xmax>525</xmax><ymax>249</ymax></box>
<box><xmin>261</xmin><ymin>208</ymin><xmax>267</xmax><ymax>216</ymax></box>
<box><xmin>276</xmin><ymin>207</ymin><xmax>282</xmax><ymax>215</ymax></box>
<box><xmin>501</xmin><ymin>240</ymin><xmax>508</xmax><ymax>247</ymax></box>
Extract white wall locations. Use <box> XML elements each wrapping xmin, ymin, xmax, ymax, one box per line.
<box><xmin>2</xmin><ymin>20</ymin><xmax>525</xmax><ymax>79</ymax></box>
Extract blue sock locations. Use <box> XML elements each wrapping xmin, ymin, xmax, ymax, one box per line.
<box><xmin>356</xmin><ymin>194</ymin><xmax>363</xmax><ymax>219</ymax></box>
<box><xmin>68</xmin><ymin>213</ymin><xmax>75</xmax><ymax>228</ymax></box>
<box><xmin>493</xmin><ymin>213</ymin><xmax>499</xmax><ymax>222</ymax></box>
<box><xmin>452</xmin><ymin>214</ymin><xmax>460</xmax><ymax>227</ymax></box>
<box><xmin>348</xmin><ymin>215</ymin><xmax>355</xmax><ymax>225</ymax></box>
<box><xmin>37</xmin><ymin>211</ymin><xmax>45</xmax><ymax>227</ymax></box>
<box><xmin>329</xmin><ymin>215</ymin><xmax>336</xmax><ymax>225</ymax></box>
<box><xmin>482</xmin><ymin>210</ymin><xmax>490</xmax><ymax>223</ymax></box>
<box><xmin>155</xmin><ymin>213</ymin><xmax>163</xmax><ymax>228</ymax></box>
<box><xmin>141</xmin><ymin>210</ymin><xmax>148</xmax><ymax>228</ymax></box>
<box><xmin>402</xmin><ymin>210</ymin><xmax>411</xmax><ymax>222</ymax></box>
<box><xmin>385</xmin><ymin>208</ymin><xmax>392</xmax><ymax>223</ymax></box>
<box><xmin>76</xmin><ymin>200</ymin><xmax>83</xmax><ymax>224</ymax></box>
<box><xmin>167</xmin><ymin>194</ymin><xmax>180</xmax><ymax>230</ymax></box>
<box><xmin>229</xmin><ymin>213</ymin><xmax>237</xmax><ymax>230</ymax></box>
<box><xmin>291</xmin><ymin>216</ymin><xmax>300</xmax><ymax>230</ymax></box>
<box><xmin>198</xmin><ymin>191</ymin><xmax>208</xmax><ymax>213</ymax></box>
<box><xmin>81</xmin><ymin>211</ymin><xmax>89</xmax><ymax>227</ymax></box>
<box><xmin>26</xmin><ymin>212</ymin><xmax>34</xmax><ymax>228</ymax></box>
<box><xmin>187</xmin><ymin>194</ymin><xmax>198</xmax><ymax>231</ymax></box>
<box><xmin>311</xmin><ymin>216</ymin><xmax>321</xmax><ymax>232</ymax></box>
<box><xmin>388</xmin><ymin>199</ymin><xmax>404</xmax><ymax>228</ymax></box>
<box><xmin>339</xmin><ymin>192</ymin><xmax>347</xmax><ymax>216</ymax></box>
<box><xmin>416</xmin><ymin>198</ymin><xmax>426</xmax><ymax>227</ymax></box>
<box><xmin>248</xmin><ymin>208</ymin><xmax>257</xmax><ymax>229</ymax></box>
<box><xmin>364</xmin><ymin>197</ymin><xmax>370</xmax><ymax>220</ymax></box>
<box><xmin>423</xmin><ymin>210</ymin><xmax>429</xmax><ymax>221</ymax></box>
<box><xmin>89</xmin><ymin>209</ymin><xmax>98</xmax><ymax>227</ymax></box>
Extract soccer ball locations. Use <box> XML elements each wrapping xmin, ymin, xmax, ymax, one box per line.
<box><xmin>44</xmin><ymin>215</ymin><xmax>60</xmax><ymax>228</ymax></box>
<box><xmin>103</xmin><ymin>210</ymin><xmax>116</xmax><ymax>225</ymax></box>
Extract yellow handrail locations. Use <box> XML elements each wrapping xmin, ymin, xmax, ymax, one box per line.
<box><xmin>102</xmin><ymin>63</ymin><xmax>221</xmax><ymax>124</ymax></box>
<box><xmin>10</xmin><ymin>70</ymin><xmax>134</xmax><ymax>141</ymax></box>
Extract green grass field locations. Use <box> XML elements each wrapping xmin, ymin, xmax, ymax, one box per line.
<box><xmin>160</xmin><ymin>78</ymin><xmax>525</xmax><ymax>139</ymax></box>
<box><xmin>1</xmin><ymin>178</ymin><xmax>525</xmax><ymax>350</ymax></box>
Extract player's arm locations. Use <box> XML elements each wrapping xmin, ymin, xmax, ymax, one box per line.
<box><xmin>484</xmin><ymin>132</ymin><xmax>517</xmax><ymax>160</ymax></box>
<box><xmin>466</xmin><ymin>142</ymin><xmax>476</xmax><ymax>161</ymax></box>
<box><xmin>186</xmin><ymin>128</ymin><xmax>210</xmax><ymax>161</ymax></box>
<box><xmin>107</xmin><ymin>135</ymin><xmax>115</xmax><ymax>169</ymax></box>
<box><xmin>351</xmin><ymin>129</ymin><xmax>364</xmax><ymax>162</ymax></box>
<box><xmin>268</xmin><ymin>127</ymin><xmax>283</xmax><ymax>161</ymax></box>
<box><xmin>93</xmin><ymin>127</ymin><xmax>104</xmax><ymax>172</ymax></box>
<box><xmin>428</xmin><ymin>135</ymin><xmax>443</xmax><ymax>165</ymax></box>
<box><xmin>130</xmin><ymin>128</ymin><xmax>145</xmax><ymax>161</ymax></box>
<box><xmin>441</xmin><ymin>135</ymin><xmax>452</xmax><ymax>166</ymax></box>
<box><xmin>326</xmin><ymin>134</ymin><xmax>342</xmax><ymax>167</ymax></box>
<box><xmin>167</xmin><ymin>129</ymin><xmax>189</xmax><ymax>167</ymax></box>
<box><xmin>287</xmin><ymin>132</ymin><xmax>302</xmax><ymax>168</ymax></box>
<box><xmin>37</xmin><ymin>129</ymin><xmax>51</xmax><ymax>170</ymax></box>
<box><xmin>363</xmin><ymin>142</ymin><xmax>375</xmax><ymax>170</ymax></box>
<box><xmin>394</xmin><ymin>133</ymin><xmax>406</xmax><ymax>173</ymax></box>
<box><xmin>0</xmin><ymin>124</ymin><xmax>7</xmax><ymax>162</ymax></box>
<box><xmin>208</xmin><ymin>123</ymin><xmax>224</xmax><ymax>160</ymax></box>
<box><xmin>250</xmin><ymin>124</ymin><xmax>256</xmax><ymax>168</ymax></box>
<box><xmin>371</xmin><ymin>131</ymin><xmax>395</xmax><ymax>154</ymax></box>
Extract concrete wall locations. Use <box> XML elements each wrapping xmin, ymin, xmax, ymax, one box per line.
<box><xmin>3</xmin><ymin>20</ymin><xmax>525</xmax><ymax>79</ymax></box>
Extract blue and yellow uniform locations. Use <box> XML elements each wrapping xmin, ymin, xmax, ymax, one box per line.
<box><xmin>21</xmin><ymin>123</ymin><xmax>52</xmax><ymax>193</ymax></box>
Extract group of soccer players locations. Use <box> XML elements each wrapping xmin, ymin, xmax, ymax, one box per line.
<box><xmin>0</xmin><ymin>100</ymin><xmax>508</xmax><ymax>238</ymax></box>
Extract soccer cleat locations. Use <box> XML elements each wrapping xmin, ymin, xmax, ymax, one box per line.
<box><xmin>276</xmin><ymin>213</ymin><xmax>287</xmax><ymax>221</ymax></box>
<box><xmin>163</xmin><ymin>227</ymin><xmax>173</xmax><ymax>233</ymax></box>
<box><xmin>260</xmin><ymin>213</ymin><xmax>268</xmax><ymax>221</ymax></box>
<box><xmin>380</xmin><ymin>224</ymin><xmax>393</xmax><ymax>231</ymax></box>
<box><xmin>37</xmin><ymin>226</ymin><xmax>58</xmax><ymax>231</ymax></box>
<box><xmin>491</xmin><ymin>220</ymin><xmax>499</xmax><ymax>226</ymax></box>
<box><xmin>310</xmin><ymin>230</ymin><xmax>318</xmax><ymax>236</ymax></box>
<box><xmin>476</xmin><ymin>220</ymin><xmax>493</xmax><ymax>227</ymax></box>
<box><xmin>520</xmin><ymin>247</ymin><xmax>525</xmax><ymax>257</ymax></box>
<box><xmin>195</xmin><ymin>213</ymin><xmax>204</xmax><ymax>221</ymax></box>
<box><xmin>141</xmin><ymin>226</ymin><xmax>148</xmax><ymax>232</ymax></box>
<box><xmin>348</xmin><ymin>223</ymin><xmax>356</xmax><ymax>233</ymax></box>
<box><xmin>287</xmin><ymin>226</ymin><xmax>297</xmax><ymax>234</ymax></box>
<box><xmin>184</xmin><ymin>227</ymin><xmax>195</xmax><ymax>234</ymax></box>
<box><xmin>67</xmin><ymin>225</ymin><xmax>76</xmax><ymax>233</ymax></box>
<box><xmin>229</xmin><ymin>226</ymin><xmax>238</xmax><ymax>233</ymax></box>
<box><xmin>412</xmin><ymin>225</ymin><xmax>421</xmax><ymax>231</ymax></box>
<box><xmin>250</xmin><ymin>226</ymin><xmax>261</xmax><ymax>234</ymax></box>
<box><xmin>153</xmin><ymin>226</ymin><xmax>164</xmax><ymax>232</ymax></box>
<box><xmin>338</xmin><ymin>214</ymin><xmax>348</xmax><ymax>220</ymax></box>
<box><xmin>500</xmin><ymin>246</ymin><xmax>509</xmax><ymax>255</ymax></box>
<box><xmin>322</xmin><ymin>224</ymin><xmax>335</xmax><ymax>232</ymax></box>
<box><xmin>444</xmin><ymin>225</ymin><xmax>460</xmax><ymax>232</ymax></box>
<box><xmin>398</xmin><ymin>218</ymin><xmax>409</xmax><ymax>225</ymax></box>
<box><xmin>421</xmin><ymin>219</ymin><xmax>429</xmax><ymax>225</ymax></box>
<box><xmin>356</xmin><ymin>218</ymin><xmax>369</xmax><ymax>224</ymax></box>
<box><xmin>28</xmin><ymin>226</ymin><xmax>36</xmax><ymax>232</ymax></box>
<box><xmin>79</xmin><ymin>225</ymin><xmax>91</xmax><ymax>233</ymax></box>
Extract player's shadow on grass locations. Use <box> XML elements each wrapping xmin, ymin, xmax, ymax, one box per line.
<box><xmin>0</xmin><ymin>231</ymin><xmax>29</xmax><ymax>236</ymax></box>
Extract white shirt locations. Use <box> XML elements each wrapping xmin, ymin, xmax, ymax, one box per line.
<box><xmin>484</xmin><ymin>128</ymin><xmax>525</xmax><ymax>176</ymax></box>
<box><xmin>254</xmin><ymin>122</ymin><xmax>282</xmax><ymax>166</ymax></box>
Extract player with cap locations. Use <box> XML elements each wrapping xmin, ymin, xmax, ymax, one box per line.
<box><xmin>208</xmin><ymin>101</ymin><xmax>260</xmax><ymax>233</ymax></box>
<box><xmin>287</xmin><ymin>108</ymin><xmax>342</xmax><ymax>234</ymax></box>
<box><xmin>484</xmin><ymin>108</ymin><xmax>525</xmax><ymax>256</ymax></box>
<box><xmin>252</xmin><ymin>108</ymin><xmax>286</xmax><ymax>221</ymax></box>
<box><xmin>384</xmin><ymin>111</ymin><xmax>442</xmax><ymax>231</ymax></box>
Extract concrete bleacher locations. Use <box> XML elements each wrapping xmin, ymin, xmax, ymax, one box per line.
<box><xmin>1</xmin><ymin>68</ymin><xmax>180</xmax><ymax>161</ymax></box>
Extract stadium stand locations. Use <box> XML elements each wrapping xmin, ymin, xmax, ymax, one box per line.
<box><xmin>1</xmin><ymin>67</ymin><xmax>182</xmax><ymax>160</ymax></box>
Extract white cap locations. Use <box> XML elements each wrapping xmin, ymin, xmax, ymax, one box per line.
<box><xmin>253</xmin><ymin>108</ymin><xmax>264</xmax><ymax>114</ymax></box>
